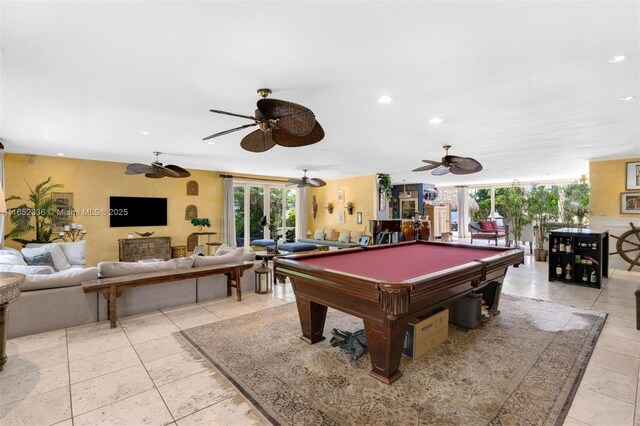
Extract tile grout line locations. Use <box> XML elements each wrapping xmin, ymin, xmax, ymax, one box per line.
<box><xmin>65</xmin><ymin>328</ymin><xmax>75</xmax><ymax>426</ymax></box>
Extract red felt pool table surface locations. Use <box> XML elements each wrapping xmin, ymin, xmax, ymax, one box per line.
<box><xmin>296</xmin><ymin>243</ymin><xmax>507</xmax><ymax>282</ymax></box>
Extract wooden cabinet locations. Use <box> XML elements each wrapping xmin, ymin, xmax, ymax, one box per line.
<box><xmin>548</xmin><ymin>228</ymin><xmax>609</xmax><ymax>289</ymax></box>
<box><xmin>423</xmin><ymin>205</ymin><xmax>450</xmax><ymax>239</ymax></box>
<box><xmin>118</xmin><ymin>237</ymin><xmax>172</xmax><ymax>262</ymax></box>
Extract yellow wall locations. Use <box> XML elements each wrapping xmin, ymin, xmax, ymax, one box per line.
<box><xmin>589</xmin><ymin>157</ymin><xmax>640</xmax><ymax>217</ymax></box>
<box><xmin>4</xmin><ymin>154</ymin><xmax>223</xmax><ymax>266</ymax></box>
<box><xmin>307</xmin><ymin>175</ymin><xmax>377</xmax><ymax>235</ymax></box>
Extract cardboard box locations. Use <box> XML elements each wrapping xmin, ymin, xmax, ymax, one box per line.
<box><xmin>403</xmin><ymin>308</ymin><xmax>449</xmax><ymax>358</ymax></box>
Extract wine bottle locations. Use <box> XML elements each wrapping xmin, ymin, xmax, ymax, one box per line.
<box><xmin>564</xmin><ymin>263</ymin><xmax>572</xmax><ymax>280</ymax></box>
<box><xmin>582</xmin><ymin>267</ymin><xmax>588</xmax><ymax>282</ymax></box>
<box><xmin>559</xmin><ymin>238</ymin><xmax>565</xmax><ymax>252</ymax></box>
<box><xmin>566</xmin><ymin>239</ymin><xmax>572</xmax><ymax>253</ymax></box>
<box><xmin>590</xmin><ymin>267</ymin><xmax>598</xmax><ymax>284</ymax></box>
<box><xmin>551</xmin><ymin>239</ymin><xmax>557</xmax><ymax>253</ymax></box>
<box><xmin>556</xmin><ymin>263</ymin><xmax>563</xmax><ymax>277</ymax></box>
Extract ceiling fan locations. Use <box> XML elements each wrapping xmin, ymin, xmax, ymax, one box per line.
<box><xmin>125</xmin><ymin>151</ymin><xmax>191</xmax><ymax>179</ymax></box>
<box><xmin>203</xmin><ymin>88</ymin><xmax>325</xmax><ymax>153</ymax></box>
<box><xmin>412</xmin><ymin>145</ymin><xmax>483</xmax><ymax>176</ymax></box>
<box><xmin>288</xmin><ymin>169</ymin><xmax>327</xmax><ymax>188</ymax></box>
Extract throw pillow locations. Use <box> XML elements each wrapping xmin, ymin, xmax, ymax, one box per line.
<box><xmin>192</xmin><ymin>248</ymin><xmax>244</xmax><ymax>267</ymax></box>
<box><xmin>338</xmin><ymin>230</ymin><xmax>351</xmax><ymax>243</ymax></box>
<box><xmin>350</xmin><ymin>231</ymin><xmax>362</xmax><ymax>243</ymax></box>
<box><xmin>23</xmin><ymin>244</ymin><xmax>71</xmax><ymax>271</ymax></box>
<box><xmin>324</xmin><ymin>229</ymin><xmax>338</xmax><ymax>241</ymax></box>
<box><xmin>479</xmin><ymin>221</ymin><xmax>494</xmax><ymax>231</ymax></box>
<box><xmin>215</xmin><ymin>244</ymin><xmax>235</xmax><ymax>256</ymax></box>
<box><xmin>0</xmin><ymin>251</ymin><xmax>28</xmax><ymax>266</ymax></box>
<box><xmin>313</xmin><ymin>230</ymin><xmax>325</xmax><ymax>240</ymax></box>
<box><xmin>489</xmin><ymin>220</ymin><xmax>499</xmax><ymax>231</ymax></box>
<box><xmin>23</xmin><ymin>251</ymin><xmax>56</xmax><ymax>269</ymax></box>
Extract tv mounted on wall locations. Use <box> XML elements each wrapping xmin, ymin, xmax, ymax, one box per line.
<box><xmin>109</xmin><ymin>196</ymin><xmax>168</xmax><ymax>227</ymax></box>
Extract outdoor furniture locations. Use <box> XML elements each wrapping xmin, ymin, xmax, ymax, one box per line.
<box><xmin>470</xmin><ymin>221</ymin><xmax>509</xmax><ymax>246</ymax></box>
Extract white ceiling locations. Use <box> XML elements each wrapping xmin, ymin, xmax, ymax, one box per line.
<box><xmin>1</xmin><ymin>1</ymin><xmax>638</xmax><ymax>187</ymax></box>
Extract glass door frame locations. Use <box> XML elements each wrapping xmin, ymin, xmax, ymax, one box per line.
<box><xmin>233</xmin><ymin>180</ymin><xmax>296</xmax><ymax>249</ymax></box>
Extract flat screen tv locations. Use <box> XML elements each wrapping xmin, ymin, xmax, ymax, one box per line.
<box><xmin>109</xmin><ymin>196</ymin><xmax>167</xmax><ymax>227</ymax></box>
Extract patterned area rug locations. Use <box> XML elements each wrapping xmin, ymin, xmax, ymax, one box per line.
<box><xmin>181</xmin><ymin>294</ymin><xmax>606</xmax><ymax>426</ymax></box>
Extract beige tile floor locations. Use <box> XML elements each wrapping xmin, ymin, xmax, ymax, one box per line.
<box><xmin>1</xmin><ymin>252</ymin><xmax>639</xmax><ymax>425</ymax></box>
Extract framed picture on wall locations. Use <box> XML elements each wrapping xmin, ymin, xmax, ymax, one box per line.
<box><xmin>337</xmin><ymin>190</ymin><xmax>345</xmax><ymax>203</ymax></box>
<box><xmin>378</xmin><ymin>192</ymin><xmax>387</xmax><ymax>211</ymax></box>
<box><xmin>337</xmin><ymin>210</ymin><xmax>345</xmax><ymax>224</ymax></box>
<box><xmin>356</xmin><ymin>212</ymin><xmax>362</xmax><ymax>224</ymax></box>
<box><xmin>621</xmin><ymin>192</ymin><xmax>640</xmax><ymax>214</ymax></box>
<box><xmin>51</xmin><ymin>192</ymin><xmax>73</xmax><ymax>231</ymax></box>
<box><xmin>626</xmin><ymin>161</ymin><xmax>640</xmax><ymax>190</ymax></box>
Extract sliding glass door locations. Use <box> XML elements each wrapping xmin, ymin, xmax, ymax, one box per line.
<box><xmin>234</xmin><ymin>182</ymin><xmax>297</xmax><ymax>248</ymax></box>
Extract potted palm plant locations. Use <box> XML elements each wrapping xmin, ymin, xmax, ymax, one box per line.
<box><xmin>528</xmin><ymin>184</ymin><xmax>559</xmax><ymax>261</ymax></box>
<box><xmin>5</xmin><ymin>177</ymin><xmax>63</xmax><ymax>246</ymax></box>
<box><xmin>496</xmin><ymin>181</ymin><xmax>530</xmax><ymax>247</ymax></box>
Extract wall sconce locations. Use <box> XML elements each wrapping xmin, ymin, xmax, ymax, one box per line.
<box><xmin>325</xmin><ymin>202</ymin><xmax>334</xmax><ymax>214</ymax></box>
<box><xmin>346</xmin><ymin>202</ymin><xmax>354</xmax><ymax>215</ymax></box>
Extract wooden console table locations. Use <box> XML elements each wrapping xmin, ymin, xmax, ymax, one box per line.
<box><xmin>119</xmin><ymin>237</ymin><xmax>172</xmax><ymax>262</ymax></box>
<box><xmin>1</xmin><ymin>272</ymin><xmax>24</xmax><ymax>371</ymax></box>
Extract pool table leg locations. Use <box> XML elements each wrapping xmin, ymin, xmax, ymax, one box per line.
<box><xmin>296</xmin><ymin>297</ymin><xmax>327</xmax><ymax>344</ymax></box>
<box><xmin>363</xmin><ymin>319</ymin><xmax>411</xmax><ymax>385</ymax></box>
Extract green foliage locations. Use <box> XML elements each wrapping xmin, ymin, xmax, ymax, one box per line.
<box><xmin>5</xmin><ymin>177</ymin><xmax>64</xmax><ymax>246</ymax></box>
<box><xmin>527</xmin><ymin>184</ymin><xmax>559</xmax><ymax>248</ymax></box>
<box><xmin>495</xmin><ymin>181</ymin><xmax>530</xmax><ymax>243</ymax></box>
<box><xmin>377</xmin><ymin>174</ymin><xmax>393</xmax><ymax>197</ymax></box>
<box><xmin>191</xmin><ymin>218</ymin><xmax>211</xmax><ymax>227</ymax></box>
<box><xmin>562</xmin><ymin>181</ymin><xmax>590</xmax><ymax>225</ymax></box>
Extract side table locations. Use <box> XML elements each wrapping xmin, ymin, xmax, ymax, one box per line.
<box><xmin>1</xmin><ymin>272</ymin><xmax>25</xmax><ymax>371</ymax></box>
<box><xmin>255</xmin><ymin>251</ymin><xmax>289</xmax><ymax>288</ymax></box>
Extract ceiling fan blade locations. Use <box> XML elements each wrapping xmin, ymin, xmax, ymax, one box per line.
<box><xmin>272</xmin><ymin>121</ymin><xmax>324</xmax><ymax>148</ymax></box>
<box><xmin>421</xmin><ymin>159</ymin><xmax>442</xmax><ymax>165</ymax></box>
<box><xmin>203</xmin><ymin>123</ymin><xmax>257</xmax><ymax>141</ymax></box>
<box><xmin>155</xmin><ymin>165</ymin><xmax>180</xmax><ymax>178</ymax></box>
<box><xmin>308</xmin><ymin>178</ymin><xmax>326</xmax><ymax>187</ymax></box>
<box><xmin>288</xmin><ymin>178</ymin><xmax>305</xmax><ymax>185</ymax></box>
<box><xmin>208</xmin><ymin>109</ymin><xmax>260</xmax><ymax>122</ymax></box>
<box><xmin>165</xmin><ymin>164</ymin><xmax>191</xmax><ymax>178</ymax></box>
<box><xmin>431</xmin><ymin>165</ymin><xmax>451</xmax><ymax>176</ymax></box>
<box><xmin>145</xmin><ymin>172</ymin><xmax>165</xmax><ymax>179</ymax></box>
<box><xmin>126</xmin><ymin>163</ymin><xmax>157</xmax><ymax>174</ymax></box>
<box><xmin>297</xmin><ymin>183</ymin><xmax>309</xmax><ymax>188</ymax></box>
<box><xmin>413</xmin><ymin>163</ymin><xmax>441</xmax><ymax>172</ymax></box>
<box><xmin>449</xmin><ymin>156</ymin><xmax>483</xmax><ymax>174</ymax></box>
<box><xmin>240</xmin><ymin>129</ymin><xmax>276</xmax><ymax>152</ymax></box>
<box><xmin>257</xmin><ymin>98</ymin><xmax>315</xmax><ymax>136</ymax></box>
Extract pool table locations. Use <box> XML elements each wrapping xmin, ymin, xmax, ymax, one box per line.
<box><xmin>274</xmin><ymin>240</ymin><xmax>523</xmax><ymax>384</ymax></box>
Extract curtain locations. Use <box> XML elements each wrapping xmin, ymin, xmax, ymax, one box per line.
<box><xmin>221</xmin><ymin>177</ymin><xmax>236</xmax><ymax>247</ymax></box>
<box><xmin>296</xmin><ymin>187</ymin><xmax>308</xmax><ymax>241</ymax></box>
<box><xmin>456</xmin><ymin>186</ymin><xmax>470</xmax><ymax>238</ymax></box>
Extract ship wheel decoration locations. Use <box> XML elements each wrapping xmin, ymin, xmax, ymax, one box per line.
<box><xmin>609</xmin><ymin>222</ymin><xmax>640</xmax><ymax>271</ymax></box>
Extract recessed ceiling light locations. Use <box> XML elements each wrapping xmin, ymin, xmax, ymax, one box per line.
<box><xmin>140</xmin><ymin>131</ymin><xmax>151</xmax><ymax>135</ymax></box>
<box><xmin>606</xmin><ymin>55</ymin><xmax>626</xmax><ymax>64</ymax></box>
<box><xmin>207</xmin><ymin>141</ymin><xmax>216</xmax><ymax>145</ymax></box>
<box><xmin>377</xmin><ymin>95</ymin><xmax>392</xmax><ymax>104</ymax></box>
<box><xmin>429</xmin><ymin>117</ymin><xmax>444</xmax><ymax>124</ymax></box>
<box><xmin>56</xmin><ymin>153</ymin><xmax>64</xmax><ymax>156</ymax></box>
<box><xmin>619</xmin><ymin>95</ymin><xmax>635</xmax><ymax>101</ymax></box>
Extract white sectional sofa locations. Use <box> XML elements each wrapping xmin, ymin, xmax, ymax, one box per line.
<box><xmin>1</xmin><ymin>243</ymin><xmax>257</xmax><ymax>338</ymax></box>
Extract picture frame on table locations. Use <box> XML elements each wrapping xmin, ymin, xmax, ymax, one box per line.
<box><xmin>626</xmin><ymin>161</ymin><xmax>640</xmax><ymax>190</ymax></box>
<box><xmin>337</xmin><ymin>189</ymin><xmax>345</xmax><ymax>203</ymax></box>
<box><xmin>621</xmin><ymin>192</ymin><xmax>640</xmax><ymax>214</ymax></box>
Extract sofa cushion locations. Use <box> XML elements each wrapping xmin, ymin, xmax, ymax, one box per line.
<box><xmin>215</xmin><ymin>244</ymin><xmax>234</xmax><ymax>256</ymax></box>
<box><xmin>23</xmin><ymin>251</ymin><xmax>56</xmax><ymax>269</ymax></box>
<box><xmin>172</xmin><ymin>257</ymin><xmax>195</xmax><ymax>269</ymax></box>
<box><xmin>0</xmin><ymin>251</ymin><xmax>27</xmax><ymax>266</ymax></box>
<box><xmin>250</xmin><ymin>239</ymin><xmax>276</xmax><ymax>248</ymax></box>
<box><xmin>21</xmin><ymin>267</ymin><xmax>99</xmax><ymax>292</ymax></box>
<box><xmin>58</xmin><ymin>241</ymin><xmax>87</xmax><ymax>266</ymax></box>
<box><xmin>192</xmin><ymin>248</ymin><xmax>244</xmax><ymax>267</ymax></box>
<box><xmin>313</xmin><ymin>230</ymin><xmax>325</xmax><ymax>240</ymax></box>
<box><xmin>338</xmin><ymin>230</ymin><xmax>351</xmax><ymax>243</ymax></box>
<box><xmin>0</xmin><ymin>264</ymin><xmax>55</xmax><ymax>275</ymax></box>
<box><xmin>0</xmin><ymin>247</ymin><xmax>22</xmax><ymax>256</ymax></box>
<box><xmin>98</xmin><ymin>259</ymin><xmax>182</xmax><ymax>278</ymax></box>
<box><xmin>324</xmin><ymin>229</ymin><xmax>337</xmax><ymax>241</ymax></box>
<box><xmin>479</xmin><ymin>221</ymin><xmax>494</xmax><ymax>231</ymax></box>
<box><xmin>243</xmin><ymin>251</ymin><xmax>256</xmax><ymax>261</ymax></box>
<box><xmin>278</xmin><ymin>242</ymin><xmax>317</xmax><ymax>252</ymax></box>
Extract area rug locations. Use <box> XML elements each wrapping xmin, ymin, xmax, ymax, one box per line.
<box><xmin>181</xmin><ymin>294</ymin><xmax>606</xmax><ymax>426</ymax></box>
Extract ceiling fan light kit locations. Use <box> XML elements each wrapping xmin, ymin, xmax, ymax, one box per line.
<box><xmin>203</xmin><ymin>88</ymin><xmax>325</xmax><ymax>153</ymax></box>
<box><xmin>125</xmin><ymin>152</ymin><xmax>191</xmax><ymax>179</ymax></box>
<box><xmin>412</xmin><ymin>145</ymin><xmax>483</xmax><ymax>176</ymax></box>
<box><xmin>288</xmin><ymin>169</ymin><xmax>327</xmax><ymax>188</ymax></box>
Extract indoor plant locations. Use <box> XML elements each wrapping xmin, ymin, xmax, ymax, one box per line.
<box><xmin>496</xmin><ymin>181</ymin><xmax>530</xmax><ymax>246</ymax></box>
<box><xmin>377</xmin><ymin>173</ymin><xmax>393</xmax><ymax>198</ymax></box>
<box><xmin>527</xmin><ymin>184</ymin><xmax>559</xmax><ymax>261</ymax></box>
<box><xmin>5</xmin><ymin>177</ymin><xmax>63</xmax><ymax>246</ymax></box>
